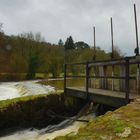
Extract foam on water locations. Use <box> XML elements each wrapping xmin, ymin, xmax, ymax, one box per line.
<box><xmin>0</xmin><ymin>84</ymin><xmax>20</xmax><ymax>100</ymax></box>
<box><xmin>0</xmin><ymin>81</ymin><xmax>55</xmax><ymax>100</ymax></box>
<box><xmin>0</xmin><ymin>115</ymin><xmax>93</xmax><ymax>140</ymax></box>
<box><xmin>16</xmin><ymin>82</ymin><xmax>55</xmax><ymax>96</ymax></box>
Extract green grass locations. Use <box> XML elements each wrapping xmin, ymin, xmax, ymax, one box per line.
<box><xmin>107</xmin><ymin>119</ymin><xmax>128</xmax><ymax>133</ymax></box>
<box><xmin>0</xmin><ymin>94</ymin><xmax>49</xmax><ymax>109</ymax></box>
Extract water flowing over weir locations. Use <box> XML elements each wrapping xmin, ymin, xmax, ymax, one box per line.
<box><xmin>0</xmin><ymin>81</ymin><xmax>55</xmax><ymax>100</ymax></box>
<box><xmin>0</xmin><ymin>81</ymin><xmax>95</xmax><ymax>140</ymax></box>
<box><xmin>0</xmin><ymin>115</ymin><xmax>93</xmax><ymax>140</ymax></box>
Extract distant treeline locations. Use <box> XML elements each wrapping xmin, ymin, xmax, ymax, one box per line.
<box><xmin>0</xmin><ymin>27</ymin><xmax>122</xmax><ymax>80</ymax></box>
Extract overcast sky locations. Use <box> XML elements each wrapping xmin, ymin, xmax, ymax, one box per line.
<box><xmin>0</xmin><ymin>0</ymin><xmax>140</xmax><ymax>55</ymax></box>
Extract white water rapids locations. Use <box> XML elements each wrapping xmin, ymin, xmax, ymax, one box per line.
<box><xmin>0</xmin><ymin>81</ymin><xmax>55</xmax><ymax>100</ymax></box>
<box><xmin>0</xmin><ymin>81</ymin><xmax>94</xmax><ymax>140</ymax></box>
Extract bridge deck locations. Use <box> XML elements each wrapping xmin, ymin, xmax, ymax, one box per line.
<box><xmin>66</xmin><ymin>87</ymin><xmax>138</xmax><ymax>107</ymax></box>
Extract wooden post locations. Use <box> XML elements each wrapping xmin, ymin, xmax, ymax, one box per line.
<box><xmin>93</xmin><ymin>26</ymin><xmax>96</xmax><ymax>60</ymax></box>
<box><xmin>93</xmin><ymin>66</ymin><xmax>96</xmax><ymax>88</ymax></box>
<box><xmin>110</xmin><ymin>17</ymin><xmax>115</xmax><ymax>91</ymax></box>
<box><xmin>93</xmin><ymin>26</ymin><xmax>96</xmax><ymax>89</ymax></box>
<box><xmin>125</xmin><ymin>57</ymin><xmax>130</xmax><ymax>104</ymax></box>
<box><xmin>88</xmin><ymin>67</ymin><xmax>91</xmax><ymax>88</ymax></box>
<box><xmin>138</xmin><ymin>67</ymin><xmax>140</xmax><ymax>95</ymax></box>
<box><xmin>136</xmin><ymin>64</ymin><xmax>140</xmax><ymax>94</ymax></box>
<box><xmin>134</xmin><ymin>4</ymin><xmax>140</xmax><ymax>93</ymax></box>
<box><xmin>64</xmin><ymin>64</ymin><xmax>67</xmax><ymax>94</ymax></box>
<box><xmin>111</xmin><ymin>17</ymin><xmax>114</xmax><ymax>58</ymax></box>
<box><xmin>134</xmin><ymin>4</ymin><xmax>139</xmax><ymax>55</ymax></box>
<box><xmin>99</xmin><ymin>66</ymin><xmax>107</xmax><ymax>89</ymax></box>
<box><xmin>120</xmin><ymin>65</ymin><xmax>126</xmax><ymax>92</ymax></box>
<box><xmin>86</xmin><ymin>62</ymin><xmax>89</xmax><ymax>98</ymax></box>
<box><xmin>99</xmin><ymin>66</ymin><xmax>103</xmax><ymax>89</ymax></box>
<box><xmin>112</xmin><ymin>65</ymin><xmax>114</xmax><ymax>90</ymax></box>
<box><xmin>104</xmin><ymin>66</ymin><xmax>108</xmax><ymax>89</ymax></box>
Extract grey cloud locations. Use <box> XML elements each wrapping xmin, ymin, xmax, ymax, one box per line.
<box><xmin>0</xmin><ymin>0</ymin><xmax>140</xmax><ymax>55</ymax></box>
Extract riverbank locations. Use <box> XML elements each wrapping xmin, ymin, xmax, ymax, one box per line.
<box><xmin>0</xmin><ymin>93</ymin><xmax>87</xmax><ymax>136</ymax></box>
<box><xmin>55</xmin><ymin>98</ymin><xmax>140</xmax><ymax>140</ymax></box>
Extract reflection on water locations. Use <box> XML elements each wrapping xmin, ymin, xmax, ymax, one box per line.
<box><xmin>42</xmin><ymin>78</ymin><xmax>85</xmax><ymax>90</ymax></box>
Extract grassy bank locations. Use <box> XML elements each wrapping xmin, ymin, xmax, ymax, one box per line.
<box><xmin>0</xmin><ymin>93</ymin><xmax>86</xmax><ymax>136</ymax></box>
<box><xmin>0</xmin><ymin>73</ymin><xmax>63</xmax><ymax>82</ymax></box>
<box><xmin>55</xmin><ymin>99</ymin><xmax>140</xmax><ymax>140</ymax></box>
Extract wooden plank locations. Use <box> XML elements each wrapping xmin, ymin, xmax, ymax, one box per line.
<box><xmin>99</xmin><ymin>66</ymin><xmax>107</xmax><ymax>89</ymax></box>
<box><xmin>89</xmin><ymin>60</ymin><xmax>125</xmax><ymax>67</ymax></box>
<box><xmin>66</xmin><ymin>87</ymin><xmax>138</xmax><ymax>99</ymax></box>
<box><xmin>65</xmin><ymin>56</ymin><xmax>139</xmax><ymax>67</ymax></box>
<box><xmin>89</xmin><ymin>93</ymin><xmax>126</xmax><ymax>107</ymax></box>
<box><xmin>65</xmin><ymin>88</ymin><xmax>87</xmax><ymax>99</ymax></box>
<box><xmin>120</xmin><ymin>65</ymin><xmax>126</xmax><ymax>92</ymax></box>
<box><xmin>65</xmin><ymin>87</ymin><xmax>138</xmax><ymax>107</ymax></box>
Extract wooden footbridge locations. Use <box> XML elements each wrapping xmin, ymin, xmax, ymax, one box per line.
<box><xmin>64</xmin><ymin>56</ymin><xmax>140</xmax><ymax>107</ymax></box>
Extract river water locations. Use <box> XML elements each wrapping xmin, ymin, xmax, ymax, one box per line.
<box><xmin>0</xmin><ymin>80</ymin><xmax>94</xmax><ymax>140</ymax></box>
<box><xmin>0</xmin><ymin>81</ymin><xmax>55</xmax><ymax>100</ymax></box>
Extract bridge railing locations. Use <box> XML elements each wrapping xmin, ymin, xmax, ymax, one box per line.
<box><xmin>64</xmin><ymin>56</ymin><xmax>140</xmax><ymax>103</ymax></box>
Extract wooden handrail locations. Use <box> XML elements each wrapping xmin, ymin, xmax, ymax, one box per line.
<box><xmin>65</xmin><ymin>56</ymin><xmax>140</xmax><ymax>66</ymax></box>
<box><xmin>66</xmin><ymin>75</ymin><xmax>136</xmax><ymax>79</ymax></box>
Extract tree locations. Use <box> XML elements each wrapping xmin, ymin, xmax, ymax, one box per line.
<box><xmin>19</xmin><ymin>32</ymin><xmax>45</xmax><ymax>42</ymax></box>
<box><xmin>64</xmin><ymin>36</ymin><xmax>75</xmax><ymax>50</ymax></box>
<box><xmin>110</xmin><ymin>46</ymin><xmax>123</xmax><ymax>59</ymax></box>
<box><xmin>0</xmin><ymin>23</ymin><xmax>5</xmax><ymax>48</ymax></box>
<box><xmin>35</xmin><ymin>32</ymin><xmax>45</xmax><ymax>42</ymax></box>
<box><xmin>48</xmin><ymin>47</ymin><xmax>64</xmax><ymax>78</ymax></box>
<box><xmin>0</xmin><ymin>23</ymin><xmax>3</xmax><ymax>33</ymax></box>
<box><xmin>75</xmin><ymin>41</ymin><xmax>90</xmax><ymax>49</ymax></box>
<box><xmin>58</xmin><ymin>39</ymin><xmax>64</xmax><ymax>46</ymax></box>
<box><xmin>26</xmin><ymin>52</ymin><xmax>40</xmax><ymax>79</ymax></box>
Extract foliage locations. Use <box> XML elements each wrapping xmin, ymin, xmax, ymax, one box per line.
<box><xmin>75</xmin><ymin>41</ymin><xmax>90</xmax><ymax>49</ymax></box>
<box><xmin>64</xmin><ymin>36</ymin><xmax>75</xmax><ymax>50</ymax></box>
<box><xmin>26</xmin><ymin>52</ymin><xmax>40</xmax><ymax>79</ymax></box>
<box><xmin>58</xmin><ymin>39</ymin><xmax>64</xmax><ymax>46</ymax></box>
<box><xmin>0</xmin><ymin>28</ymin><xmax>123</xmax><ymax>80</ymax></box>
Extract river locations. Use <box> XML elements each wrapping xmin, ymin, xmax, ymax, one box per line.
<box><xmin>0</xmin><ymin>80</ymin><xmax>94</xmax><ymax>140</ymax></box>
